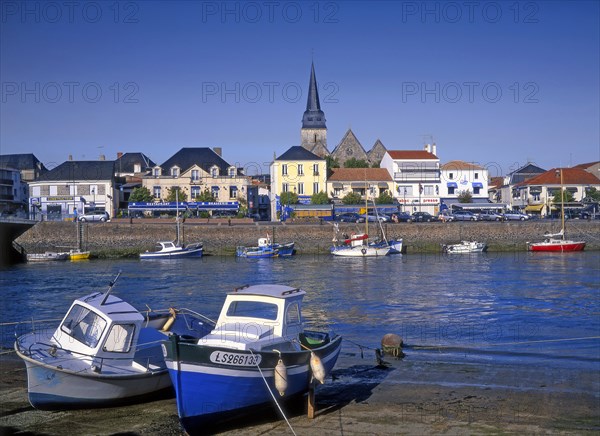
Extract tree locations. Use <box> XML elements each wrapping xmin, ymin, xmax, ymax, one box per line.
<box><xmin>371</xmin><ymin>161</ymin><xmax>381</xmax><ymax>168</ymax></box>
<box><xmin>342</xmin><ymin>192</ymin><xmax>363</xmax><ymax>205</ymax></box>
<box><xmin>325</xmin><ymin>155</ymin><xmax>340</xmax><ymax>170</ymax></box>
<box><xmin>344</xmin><ymin>158</ymin><xmax>370</xmax><ymax>168</ymax></box>
<box><xmin>311</xmin><ymin>191</ymin><xmax>330</xmax><ymax>204</ymax></box>
<box><xmin>376</xmin><ymin>191</ymin><xmax>394</xmax><ymax>204</ymax></box>
<box><xmin>584</xmin><ymin>187</ymin><xmax>600</xmax><ymax>202</ymax></box>
<box><xmin>279</xmin><ymin>191</ymin><xmax>298</xmax><ymax>205</ymax></box>
<box><xmin>552</xmin><ymin>188</ymin><xmax>574</xmax><ymax>204</ymax></box>
<box><xmin>194</xmin><ymin>188</ymin><xmax>216</xmax><ymax>202</ymax></box>
<box><xmin>165</xmin><ymin>186</ymin><xmax>187</xmax><ymax>202</ymax></box>
<box><xmin>457</xmin><ymin>190</ymin><xmax>473</xmax><ymax>203</ymax></box>
<box><xmin>129</xmin><ymin>186</ymin><xmax>153</xmax><ymax>202</ymax></box>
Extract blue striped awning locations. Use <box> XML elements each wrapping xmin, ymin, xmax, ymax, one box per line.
<box><xmin>472</xmin><ymin>182</ymin><xmax>484</xmax><ymax>188</ymax></box>
<box><xmin>447</xmin><ymin>182</ymin><xmax>458</xmax><ymax>188</ymax></box>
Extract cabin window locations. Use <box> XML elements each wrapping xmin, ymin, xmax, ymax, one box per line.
<box><xmin>61</xmin><ymin>304</ymin><xmax>107</xmax><ymax>348</ymax></box>
<box><xmin>226</xmin><ymin>301</ymin><xmax>278</xmax><ymax>321</ymax></box>
<box><xmin>285</xmin><ymin>303</ymin><xmax>301</xmax><ymax>325</ymax></box>
<box><xmin>103</xmin><ymin>324</ymin><xmax>136</xmax><ymax>353</ymax></box>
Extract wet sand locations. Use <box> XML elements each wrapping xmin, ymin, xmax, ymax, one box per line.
<box><xmin>1</xmin><ymin>351</ymin><xmax>598</xmax><ymax>435</ymax></box>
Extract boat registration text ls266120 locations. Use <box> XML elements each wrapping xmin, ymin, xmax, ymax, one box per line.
<box><xmin>209</xmin><ymin>351</ymin><xmax>262</xmax><ymax>366</ymax></box>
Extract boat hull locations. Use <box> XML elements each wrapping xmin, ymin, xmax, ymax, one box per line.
<box><xmin>527</xmin><ymin>241</ymin><xmax>586</xmax><ymax>252</ymax></box>
<box><xmin>164</xmin><ymin>335</ymin><xmax>342</xmax><ymax>431</ymax></box>
<box><xmin>140</xmin><ymin>247</ymin><xmax>203</xmax><ymax>259</ymax></box>
<box><xmin>69</xmin><ymin>251</ymin><xmax>90</xmax><ymax>261</ymax></box>
<box><xmin>331</xmin><ymin>246</ymin><xmax>390</xmax><ymax>257</ymax></box>
<box><xmin>27</xmin><ymin>252</ymin><xmax>69</xmax><ymax>262</ymax></box>
<box><xmin>15</xmin><ymin>346</ymin><xmax>173</xmax><ymax>410</ymax></box>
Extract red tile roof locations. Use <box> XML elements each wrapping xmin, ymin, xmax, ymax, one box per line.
<box><xmin>328</xmin><ymin>168</ymin><xmax>393</xmax><ymax>182</ymax></box>
<box><xmin>387</xmin><ymin>150</ymin><xmax>438</xmax><ymax>160</ymax></box>
<box><xmin>489</xmin><ymin>177</ymin><xmax>504</xmax><ymax>188</ymax></box>
<box><xmin>520</xmin><ymin>167</ymin><xmax>600</xmax><ymax>186</ymax></box>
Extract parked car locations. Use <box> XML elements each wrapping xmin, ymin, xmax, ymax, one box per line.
<box><xmin>503</xmin><ymin>210</ymin><xmax>529</xmax><ymax>221</ymax></box>
<box><xmin>212</xmin><ymin>210</ymin><xmax>238</xmax><ymax>219</ymax></box>
<box><xmin>411</xmin><ymin>212</ymin><xmax>438</xmax><ymax>222</ymax></box>
<box><xmin>359</xmin><ymin>213</ymin><xmax>389</xmax><ymax>222</ymax></box>
<box><xmin>438</xmin><ymin>212</ymin><xmax>455</xmax><ymax>223</ymax></box>
<box><xmin>390</xmin><ymin>212</ymin><xmax>413</xmax><ymax>222</ymax></box>
<box><xmin>451</xmin><ymin>210</ymin><xmax>478</xmax><ymax>221</ymax></box>
<box><xmin>479</xmin><ymin>210</ymin><xmax>505</xmax><ymax>221</ymax></box>
<box><xmin>335</xmin><ymin>212</ymin><xmax>361</xmax><ymax>223</ymax></box>
<box><xmin>78</xmin><ymin>211</ymin><xmax>110</xmax><ymax>222</ymax></box>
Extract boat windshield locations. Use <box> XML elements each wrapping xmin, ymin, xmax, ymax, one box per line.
<box><xmin>61</xmin><ymin>304</ymin><xmax>107</xmax><ymax>348</ymax></box>
<box><xmin>226</xmin><ymin>301</ymin><xmax>278</xmax><ymax>320</ymax></box>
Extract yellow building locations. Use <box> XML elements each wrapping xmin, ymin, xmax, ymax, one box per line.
<box><xmin>269</xmin><ymin>146</ymin><xmax>327</xmax><ymax>220</ymax></box>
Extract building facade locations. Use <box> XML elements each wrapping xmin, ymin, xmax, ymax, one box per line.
<box><xmin>440</xmin><ymin>160</ymin><xmax>489</xmax><ymax>204</ymax></box>
<box><xmin>327</xmin><ymin>168</ymin><xmax>393</xmax><ymax>202</ymax></box>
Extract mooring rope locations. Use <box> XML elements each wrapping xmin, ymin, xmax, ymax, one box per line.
<box><xmin>248</xmin><ymin>349</ymin><xmax>297</xmax><ymax>436</ymax></box>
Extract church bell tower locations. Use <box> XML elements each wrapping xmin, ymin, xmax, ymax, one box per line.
<box><xmin>300</xmin><ymin>62</ymin><xmax>328</xmax><ymax>157</ymax></box>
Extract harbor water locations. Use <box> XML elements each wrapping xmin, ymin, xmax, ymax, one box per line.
<box><xmin>1</xmin><ymin>252</ymin><xmax>599</xmax><ymax>393</ymax></box>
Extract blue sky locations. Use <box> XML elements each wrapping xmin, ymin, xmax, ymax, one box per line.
<box><xmin>1</xmin><ymin>1</ymin><xmax>599</xmax><ymax>177</ymax></box>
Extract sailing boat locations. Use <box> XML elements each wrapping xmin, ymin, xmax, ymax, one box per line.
<box><xmin>527</xmin><ymin>168</ymin><xmax>585</xmax><ymax>252</ymax></box>
<box><xmin>369</xmin><ymin>200</ymin><xmax>403</xmax><ymax>254</ymax></box>
<box><xmin>70</xmin><ymin>218</ymin><xmax>90</xmax><ymax>261</ymax></box>
<box><xmin>331</xmin><ymin>180</ymin><xmax>390</xmax><ymax>257</ymax></box>
<box><xmin>140</xmin><ymin>191</ymin><xmax>203</xmax><ymax>259</ymax></box>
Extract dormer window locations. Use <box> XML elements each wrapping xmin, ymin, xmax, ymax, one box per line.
<box><xmin>191</xmin><ymin>169</ymin><xmax>199</xmax><ymax>181</ymax></box>
<box><xmin>171</xmin><ymin>167</ymin><xmax>179</xmax><ymax>178</ymax></box>
<box><xmin>134</xmin><ymin>164</ymin><xmax>141</xmax><ymax>173</ymax></box>
<box><xmin>228</xmin><ymin>167</ymin><xmax>236</xmax><ymax>178</ymax></box>
<box><xmin>211</xmin><ymin>167</ymin><xmax>218</xmax><ymax>178</ymax></box>
<box><xmin>153</xmin><ymin>168</ymin><xmax>161</xmax><ymax>177</ymax></box>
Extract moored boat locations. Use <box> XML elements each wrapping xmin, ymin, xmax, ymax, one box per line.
<box><xmin>236</xmin><ymin>235</ymin><xmax>295</xmax><ymax>258</ymax></box>
<box><xmin>14</xmin><ymin>273</ymin><xmax>214</xmax><ymax>410</ymax></box>
<box><xmin>163</xmin><ymin>284</ymin><xmax>342</xmax><ymax>432</ymax></box>
<box><xmin>442</xmin><ymin>241</ymin><xmax>487</xmax><ymax>254</ymax></box>
<box><xmin>27</xmin><ymin>251</ymin><xmax>69</xmax><ymax>262</ymax></box>
<box><xmin>69</xmin><ymin>249</ymin><xmax>91</xmax><ymax>261</ymax></box>
<box><xmin>140</xmin><ymin>241</ymin><xmax>204</xmax><ymax>259</ymax></box>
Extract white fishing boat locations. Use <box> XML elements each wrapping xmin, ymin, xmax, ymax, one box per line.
<box><xmin>442</xmin><ymin>241</ymin><xmax>487</xmax><ymax>254</ymax></box>
<box><xmin>26</xmin><ymin>251</ymin><xmax>69</xmax><ymax>262</ymax></box>
<box><xmin>163</xmin><ymin>284</ymin><xmax>342</xmax><ymax>433</ymax></box>
<box><xmin>14</xmin><ymin>272</ymin><xmax>214</xmax><ymax>410</ymax></box>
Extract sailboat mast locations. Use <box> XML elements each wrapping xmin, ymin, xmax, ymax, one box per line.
<box><xmin>364</xmin><ymin>177</ymin><xmax>368</xmax><ymax>237</ymax></box>
<box><xmin>560</xmin><ymin>168</ymin><xmax>565</xmax><ymax>240</ymax></box>
<box><xmin>176</xmin><ymin>190</ymin><xmax>180</xmax><ymax>245</ymax></box>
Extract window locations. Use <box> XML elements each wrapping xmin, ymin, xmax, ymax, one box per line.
<box><xmin>424</xmin><ymin>185</ymin><xmax>434</xmax><ymax>196</ymax></box>
<box><xmin>50</xmin><ymin>185</ymin><xmax>58</xmax><ymax>196</ymax></box>
<box><xmin>229</xmin><ymin>186</ymin><xmax>238</xmax><ymax>199</ymax></box>
<box><xmin>103</xmin><ymin>324</ymin><xmax>135</xmax><ymax>353</ymax></box>
<box><xmin>211</xmin><ymin>186</ymin><xmax>220</xmax><ymax>198</ymax></box>
<box><xmin>398</xmin><ymin>186</ymin><xmax>413</xmax><ymax>196</ymax></box>
<box><xmin>448</xmin><ymin>173</ymin><xmax>454</xmax><ymax>180</ymax></box>
<box><xmin>153</xmin><ymin>168</ymin><xmax>160</xmax><ymax>177</ymax></box>
<box><xmin>313</xmin><ymin>182</ymin><xmax>319</xmax><ymax>194</ymax></box>
<box><xmin>298</xmin><ymin>164</ymin><xmax>304</xmax><ymax>176</ymax></box>
<box><xmin>474</xmin><ymin>187</ymin><xmax>481</xmax><ymax>195</ymax></box>
<box><xmin>282</xmin><ymin>164</ymin><xmax>288</xmax><ymax>176</ymax></box>
<box><xmin>69</xmin><ymin>185</ymin><xmax>77</xmax><ymax>196</ymax></box>
<box><xmin>229</xmin><ymin>167</ymin><xmax>236</xmax><ymax>178</ymax></box>
<box><xmin>171</xmin><ymin>167</ymin><xmax>179</xmax><ymax>178</ymax></box>
<box><xmin>153</xmin><ymin>186</ymin><xmax>161</xmax><ymax>198</ymax></box>
<box><xmin>32</xmin><ymin>186</ymin><xmax>40</xmax><ymax>197</ymax></box>
<box><xmin>313</xmin><ymin>164</ymin><xmax>319</xmax><ymax>175</ymax></box>
<box><xmin>297</xmin><ymin>183</ymin><xmax>304</xmax><ymax>195</ymax></box>
<box><xmin>211</xmin><ymin>167</ymin><xmax>218</xmax><ymax>178</ymax></box>
<box><xmin>61</xmin><ymin>304</ymin><xmax>107</xmax><ymax>348</ymax></box>
<box><xmin>448</xmin><ymin>187</ymin><xmax>456</xmax><ymax>195</ymax></box>
<box><xmin>134</xmin><ymin>164</ymin><xmax>141</xmax><ymax>173</ymax></box>
<box><xmin>474</xmin><ymin>173</ymin><xmax>479</xmax><ymax>179</ymax></box>
<box><xmin>191</xmin><ymin>186</ymin><xmax>200</xmax><ymax>198</ymax></box>
<box><xmin>333</xmin><ymin>188</ymin><xmax>343</xmax><ymax>197</ymax></box>
<box><xmin>282</xmin><ymin>183</ymin><xmax>289</xmax><ymax>193</ymax></box>
<box><xmin>285</xmin><ymin>302</ymin><xmax>301</xmax><ymax>325</ymax></box>
<box><xmin>191</xmin><ymin>170</ymin><xmax>199</xmax><ymax>181</ymax></box>
<box><xmin>227</xmin><ymin>301</ymin><xmax>278</xmax><ymax>320</ymax></box>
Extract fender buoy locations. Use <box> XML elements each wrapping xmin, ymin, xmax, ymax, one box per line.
<box><xmin>361</xmin><ymin>248</ymin><xmax>367</xmax><ymax>255</ymax></box>
<box><xmin>274</xmin><ymin>358</ymin><xmax>288</xmax><ymax>396</ymax></box>
<box><xmin>310</xmin><ymin>352</ymin><xmax>326</xmax><ymax>384</ymax></box>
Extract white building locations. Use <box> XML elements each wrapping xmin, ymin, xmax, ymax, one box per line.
<box><xmin>440</xmin><ymin>160</ymin><xmax>489</xmax><ymax>207</ymax></box>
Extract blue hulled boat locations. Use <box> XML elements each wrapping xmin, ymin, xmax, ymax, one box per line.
<box><xmin>236</xmin><ymin>236</ymin><xmax>295</xmax><ymax>258</ymax></box>
<box><xmin>163</xmin><ymin>284</ymin><xmax>342</xmax><ymax>432</ymax></box>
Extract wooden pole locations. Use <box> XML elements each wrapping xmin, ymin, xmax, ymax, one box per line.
<box><xmin>307</xmin><ymin>378</ymin><xmax>315</xmax><ymax>419</ymax></box>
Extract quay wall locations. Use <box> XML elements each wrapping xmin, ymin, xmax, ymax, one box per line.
<box><xmin>15</xmin><ymin>219</ymin><xmax>600</xmax><ymax>256</ymax></box>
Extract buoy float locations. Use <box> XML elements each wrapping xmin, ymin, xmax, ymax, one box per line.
<box><xmin>310</xmin><ymin>352</ymin><xmax>326</xmax><ymax>384</ymax></box>
<box><xmin>381</xmin><ymin>333</ymin><xmax>404</xmax><ymax>358</ymax></box>
<box><xmin>274</xmin><ymin>358</ymin><xmax>288</xmax><ymax>396</ymax></box>
<box><xmin>161</xmin><ymin>308</ymin><xmax>177</xmax><ymax>332</ymax></box>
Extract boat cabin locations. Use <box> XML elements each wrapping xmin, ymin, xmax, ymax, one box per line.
<box><xmin>199</xmin><ymin>284</ymin><xmax>306</xmax><ymax>351</ymax></box>
<box><xmin>52</xmin><ymin>292</ymin><xmax>148</xmax><ymax>369</ymax></box>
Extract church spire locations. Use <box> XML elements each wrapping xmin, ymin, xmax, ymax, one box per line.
<box><xmin>302</xmin><ymin>62</ymin><xmax>326</xmax><ymax>129</ymax></box>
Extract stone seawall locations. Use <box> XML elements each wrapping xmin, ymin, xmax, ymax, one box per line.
<box><xmin>16</xmin><ymin>219</ymin><xmax>600</xmax><ymax>256</ymax></box>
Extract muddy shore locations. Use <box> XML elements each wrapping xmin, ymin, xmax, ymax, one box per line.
<box><xmin>1</xmin><ymin>348</ymin><xmax>598</xmax><ymax>435</ymax></box>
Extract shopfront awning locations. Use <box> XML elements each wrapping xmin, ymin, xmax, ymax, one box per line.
<box><xmin>377</xmin><ymin>182</ymin><xmax>389</xmax><ymax>188</ymax></box>
<box><xmin>332</xmin><ymin>182</ymin><xmax>343</xmax><ymax>188</ymax></box>
<box><xmin>525</xmin><ymin>204</ymin><xmax>545</xmax><ymax>212</ymax></box>
<box><xmin>351</xmin><ymin>182</ymin><xmax>366</xmax><ymax>188</ymax></box>
<box><xmin>447</xmin><ymin>182</ymin><xmax>458</xmax><ymax>188</ymax></box>
<box><xmin>472</xmin><ymin>182</ymin><xmax>484</xmax><ymax>188</ymax></box>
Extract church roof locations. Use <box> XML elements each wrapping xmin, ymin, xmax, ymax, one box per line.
<box><xmin>276</xmin><ymin>146</ymin><xmax>324</xmax><ymax>161</ymax></box>
<box><xmin>302</xmin><ymin>62</ymin><xmax>326</xmax><ymax>129</ymax></box>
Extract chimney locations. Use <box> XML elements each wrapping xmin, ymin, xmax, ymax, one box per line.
<box><xmin>432</xmin><ymin>143</ymin><xmax>437</xmax><ymax>156</ymax></box>
<box><xmin>424</xmin><ymin>144</ymin><xmax>431</xmax><ymax>153</ymax></box>
<box><xmin>68</xmin><ymin>154</ymin><xmax>73</xmax><ymax>161</ymax></box>
<box><xmin>213</xmin><ymin>147</ymin><xmax>222</xmax><ymax>157</ymax></box>
<box><xmin>99</xmin><ymin>154</ymin><xmax>105</xmax><ymax>161</ymax></box>
<box><xmin>117</xmin><ymin>152</ymin><xmax>123</xmax><ymax>159</ymax></box>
